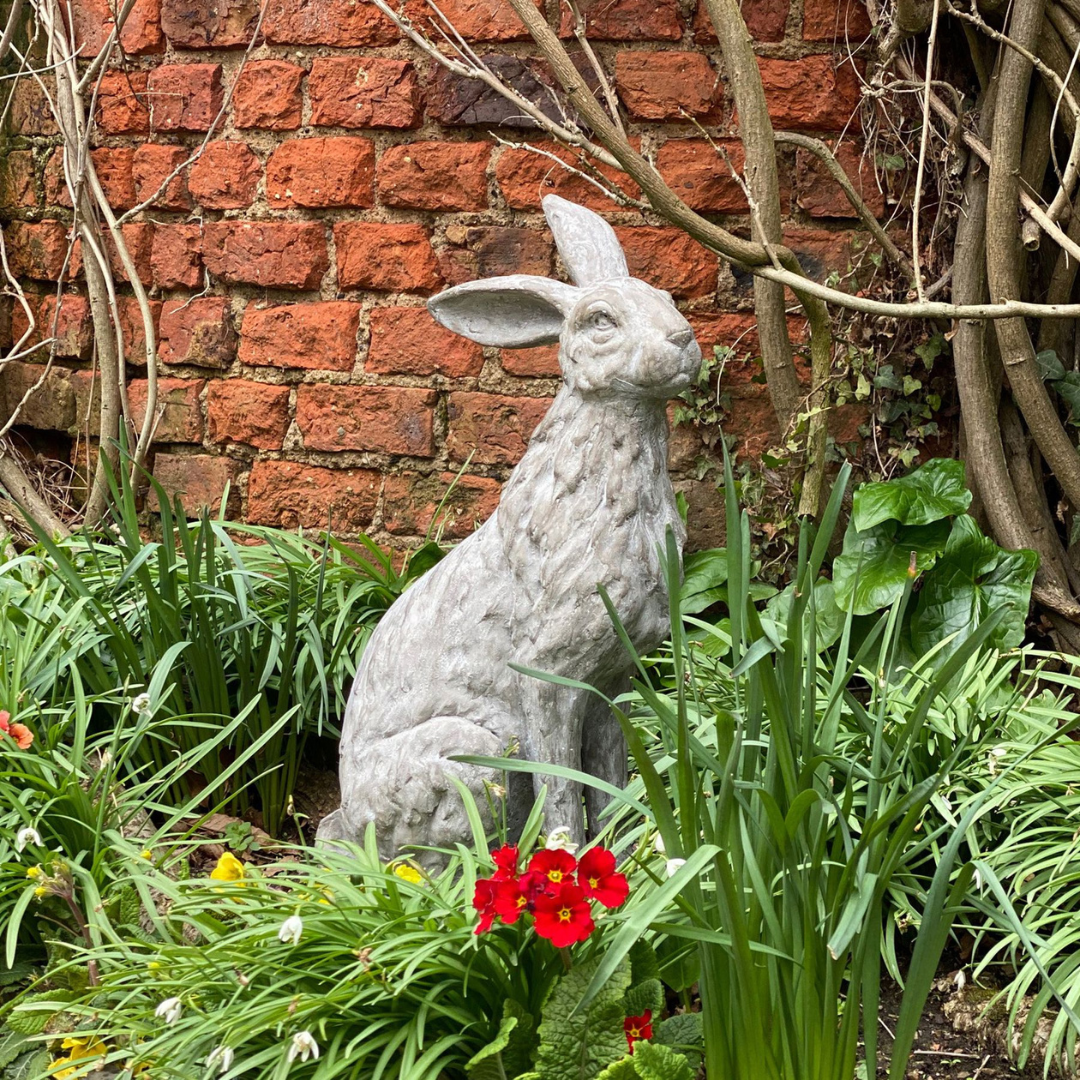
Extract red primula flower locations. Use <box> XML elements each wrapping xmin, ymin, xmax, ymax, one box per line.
<box><xmin>528</xmin><ymin>848</ymin><xmax>577</xmax><ymax>890</ymax></box>
<box><xmin>577</xmin><ymin>847</ymin><xmax>629</xmax><ymax>910</ymax></box>
<box><xmin>491</xmin><ymin>845</ymin><xmax>519</xmax><ymax>880</ymax></box>
<box><xmin>493</xmin><ymin>877</ymin><xmax>530</xmax><ymax>924</ymax></box>
<box><xmin>0</xmin><ymin>711</ymin><xmax>32</xmax><ymax>750</ymax></box>
<box><xmin>473</xmin><ymin>878</ymin><xmax>498</xmax><ymax>935</ymax></box>
<box><xmin>624</xmin><ymin>1011</ymin><xmax>653</xmax><ymax>1052</ymax></box>
<box><xmin>532</xmin><ymin>882</ymin><xmax>594</xmax><ymax>947</ymax></box>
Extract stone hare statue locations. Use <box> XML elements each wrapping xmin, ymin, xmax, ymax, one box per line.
<box><xmin>318</xmin><ymin>195</ymin><xmax>702</xmax><ymax>859</ymax></box>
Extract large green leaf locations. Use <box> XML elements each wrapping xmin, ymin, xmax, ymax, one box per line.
<box><xmin>833</xmin><ymin>519</ymin><xmax>951</xmax><ymax>616</ymax></box>
<box><xmin>852</xmin><ymin>458</ymin><xmax>971</xmax><ymax>532</ymax></box>
<box><xmin>679</xmin><ymin>549</ymin><xmax>727</xmax><ymax>614</ymax></box>
<box><xmin>763</xmin><ymin>578</ymin><xmax>844</xmax><ymax>649</ymax></box>
<box><xmin>468</xmin><ymin>1010</ymin><xmax>528</xmax><ymax>1080</ymax></box>
<box><xmin>653</xmin><ymin>1013</ymin><xmax>703</xmax><ymax>1070</ymax></box>
<box><xmin>627</xmin><ymin>1042</ymin><xmax>695</xmax><ymax>1080</ymax></box>
<box><xmin>910</xmin><ymin>515</ymin><xmax>1038</xmax><ymax>661</ymax></box>
<box><xmin>623</xmin><ymin>979</ymin><xmax>664</xmax><ymax>1019</ymax></box>
<box><xmin>535</xmin><ymin>957</ymin><xmax>632</xmax><ymax>1080</ymax></box>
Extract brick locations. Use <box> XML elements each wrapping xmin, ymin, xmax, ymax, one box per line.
<box><xmin>232</xmin><ymin>60</ymin><xmax>304</xmax><ymax>129</ymax></box>
<box><xmin>558</xmin><ymin>0</ymin><xmax>682</xmax><ymax>40</ymax></box>
<box><xmin>796</xmin><ymin>140</ymin><xmax>885</xmax><ymax>218</ymax></box>
<box><xmin>11</xmin><ymin>80</ymin><xmax>59</xmax><ymax>136</ymax></box>
<box><xmin>0</xmin><ymin>152</ymin><xmax>36</xmax><ymax>208</ymax></box>
<box><xmin>439</xmin><ymin>225</ymin><xmax>554</xmax><ymax>286</ymax></box>
<box><xmin>132</xmin><ymin>144</ymin><xmax>192</xmax><ymax>210</ymax></box>
<box><xmin>207</xmin><ymin>380</ymin><xmax>290</xmax><ymax>449</ymax></box>
<box><xmin>428</xmin><ymin>55</ymin><xmax>560</xmax><ymax>128</ymax></box>
<box><xmin>72</xmin><ymin>0</ymin><xmax>163</xmax><ymax>54</ymax></box>
<box><xmin>147</xmin><ymin>64</ymin><xmax>223</xmax><ymax>132</ymax></box>
<box><xmin>687</xmin><ymin>311</ymin><xmax>809</xmax><ymax>384</ymax></box>
<box><xmin>297</xmin><ymin>385</ymin><xmax>436</xmax><ymax>455</ymax></box>
<box><xmin>309</xmin><ymin>58</ymin><xmax>420</xmax><ymax>129</ymax></box>
<box><xmin>159</xmin><ymin>297</ymin><xmax>236</xmax><ymax>368</ymax></box>
<box><xmin>152</xmin><ymin>223</ymin><xmax>202</xmax><ymax>289</ymax></box>
<box><xmin>0</xmin><ymin>296</ymin><xmax>9</xmax><ymax>351</ymax></box>
<box><xmin>783</xmin><ymin>227</ymin><xmax>860</xmax><ymax>279</ymax></box>
<box><xmin>266</xmin><ymin>137</ymin><xmax>373</xmax><ymax>209</ymax></box>
<box><xmin>614</xmin><ymin>227</ymin><xmax>718</xmax><ymax>299</ymax></box>
<box><xmin>263</xmin><ymin>0</ymin><xmax>397</xmax><ymax>45</ymax></box>
<box><xmin>757</xmin><ymin>56</ymin><xmax>862</xmax><ymax>131</ymax></box>
<box><xmin>202</xmin><ymin>222</ymin><xmax>328</xmax><ymax>289</ymax></box>
<box><xmin>674</xmin><ymin>478</ymin><xmax>726</xmax><ymax>549</ymax></box>
<box><xmin>70</xmin><ymin>370</ymin><xmax>102</xmax><ymax>435</ymax></box>
<box><xmin>495</xmin><ymin>142</ymin><xmax>639</xmax><ymax>210</ymax></box>
<box><xmin>403</xmin><ymin>0</ymin><xmax>542</xmax><ymax>41</ymax></box>
<box><xmin>0</xmin><ymin>362</ymin><xmax>76</xmax><ymax>430</ymax></box>
<box><xmin>656</xmin><ymin>139</ymin><xmax>747</xmax><ymax>213</ymax></box>
<box><xmin>247</xmin><ymin>460</ymin><xmax>381</xmax><ymax>531</ymax></box>
<box><xmin>377</xmin><ymin>142</ymin><xmax>490</xmax><ymax>212</ymax></box>
<box><xmin>102</xmin><ymin>222</ymin><xmax>154</xmax><ymax>286</ymax></box>
<box><xmin>500</xmin><ymin>344</ymin><xmax>560</xmax><ymax>378</ymax></box>
<box><xmin>150</xmin><ymin>453</ymin><xmax>236</xmax><ymax>510</ymax></box>
<box><xmin>161</xmin><ymin>0</ymin><xmax>260</xmax><ymax>46</ymax></box>
<box><xmin>128</xmin><ymin>378</ymin><xmax>205</xmax><ymax>442</ymax></box>
<box><xmin>803</xmin><ymin>0</ymin><xmax>871</xmax><ymax>40</ymax></box>
<box><xmin>446</xmin><ymin>392</ymin><xmax>551</xmax><ymax>465</ymax></box>
<box><xmin>7</xmin><ymin>221</ymin><xmax>72</xmax><ymax>281</ymax></box>
<box><xmin>367</xmin><ymin>307</ymin><xmax>484</xmax><ymax>378</ymax></box>
<box><xmin>95</xmin><ymin>71</ymin><xmax>150</xmax><ymax>135</ymax></box>
<box><xmin>723</xmin><ymin>390</ymin><xmax>780</xmax><ymax>459</ymax></box>
<box><xmin>117</xmin><ymin>296</ymin><xmax>162</xmax><ymax>364</ymax></box>
<box><xmin>189</xmin><ymin>141</ymin><xmax>261</xmax><ymax>209</ymax></box>
<box><xmin>239</xmin><ymin>302</ymin><xmax>360</xmax><ymax>371</ymax></box>
<box><xmin>45</xmin><ymin>147</ymin><xmax>136</xmax><ymax>210</ymax></box>
<box><xmin>335</xmin><ymin>223</ymin><xmax>441</xmax><ymax>293</ymax></box>
<box><xmin>12</xmin><ymin>294</ymin><xmax>92</xmax><ymax>358</ymax></box>
<box><xmin>693</xmin><ymin>0</ymin><xmax>787</xmax><ymax>43</ymax></box>
<box><xmin>382</xmin><ymin>471</ymin><xmax>501</xmax><ymax>539</ymax></box>
<box><xmin>615</xmin><ymin>52</ymin><xmax>722</xmax><ymax>121</ymax></box>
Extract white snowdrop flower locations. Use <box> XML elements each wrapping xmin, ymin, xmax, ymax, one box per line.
<box><xmin>954</xmin><ymin>969</ymin><xmax>968</xmax><ymax>990</ymax></box>
<box><xmin>287</xmin><ymin>1031</ymin><xmax>320</xmax><ymax>1064</ymax></box>
<box><xmin>973</xmin><ymin>867</ymin><xmax>984</xmax><ymax>892</ymax></box>
<box><xmin>131</xmin><ymin>692</ymin><xmax>152</xmax><ymax>716</ymax></box>
<box><xmin>545</xmin><ymin>827</ymin><xmax>579</xmax><ymax>854</ymax></box>
<box><xmin>278</xmin><ymin>914</ymin><xmax>304</xmax><ymax>946</ymax></box>
<box><xmin>207</xmin><ymin>1046</ymin><xmax>235</xmax><ymax>1074</ymax></box>
<box><xmin>155</xmin><ymin>996</ymin><xmax>182</xmax><ymax>1025</ymax></box>
<box><xmin>15</xmin><ymin>827</ymin><xmax>41</xmax><ymax>852</ymax></box>
<box><xmin>665</xmin><ymin>858</ymin><xmax>687</xmax><ymax>878</ymax></box>
<box><xmin>991</xmin><ymin>746</ymin><xmax>1008</xmax><ymax>758</ymax></box>
<box><xmin>654</xmin><ymin>833</ymin><xmax>666</xmax><ymax>855</ymax></box>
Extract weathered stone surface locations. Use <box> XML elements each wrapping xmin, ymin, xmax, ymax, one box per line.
<box><xmin>427</xmin><ymin>55</ymin><xmax>560</xmax><ymax>128</ymax></box>
<box><xmin>45</xmin><ymin>147</ymin><xmax>137</xmax><ymax>210</ymax></box>
<box><xmin>615</xmin><ymin>51</ymin><xmax>722</xmax><ymax>120</ymax></box>
<box><xmin>500</xmin><ymin>344</ymin><xmax>560</xmax><ymax>377</ymax></box>
<box><xmin>239</xmin><ymin>302</ymin><xmax>360</xmax><ymax>370</ymax></box>
<box><xmin>266</xmin><ymin>137</ymin><xmax>375</xmax><ymax>208</ymax></box>
<box><xmin>446</xmin><ymin>391</ymin><xmax>551</xmax><ymax>465</ymax></box>
<box><xmin>334</xmin><ymin>223</ymin><xmax>441</xmax><ymax>293</ymax></box>
<box><xmin>382</xmin><ymin>471</ymin><xmax>501</xmax><ymax>538</ymax></box>
<box><xmin>0</xmin><ymin>151</ymin><xmax>37</xmax><ymax>208</ymax></box>
<box><xmin>11</xmin><ymin>80</ymin><xmax>59</xmax><ymax>136</ymax></box>
<box><xmin>377</xmin><ymin>142</ymin><xmax>490</xmax><ymax>212</ymax></box>
<box><xmin>367</xmin><ymin>307</ymin><xmax>485</xmax><ymax>378</ymax></box>
<box><xmin>262</xmin><ymin>0</ymin><xmax>398</xmax><ymax>45</ymax></box>
<box><xmin>11</xmin><ymin>294</ymin><xmax>92</xmax><ymax>358</ymax></box>
<box><xmin>656</xmin><ymin>139</ymin><xmax>747</xmax><ymax>213</ymax></box>
<box><xmin>189</xmin><ymin>142</ymin><xmax>262</xmax><ymax>209</ymax></box>
<box><xmin>232</xmin><ymin>60</ymin><xmax>304</xmax><ymax>129</ymax></box>
<box><xmin>147</xmin><ymin>64</ymin><xmax>223</xmax><ymax>132</ymax></box>
<box><xmin>161</xmin><ymin>0</ymin><xmax>260</xmax><ymax>47</ymax></box>
<box><xmin>207</xmin><ymin>380</ymin><xmax>291</xmax><ymax>448</ymax></box>
<box><xmin>557</xmin><ymin>0</ymin><xmax>682</xmax><ymax>40</ymax></box>
<box><xmin>117</xmin><ymin>296</ymin><xmax>162</xmax><ymax>364</ymax></box>
<box><xmin>439</xmin><ymin>225</ymin><xmax>554</xmax><ymax>285</ymax></box>
<box><xmin>308</xmin><ymin>58</ymin><xmax>420</xmax><ymax>129</ymax></box>
<box><xmin>6</xmin><ymin>221</ymin><xmax>72</xmax><ymax>281</ymax></box>
<box><xmin>0</xmin><ymin>363</ymin><xmax>75</xmax><ymax>430</ymax></box>
<box><xmin>803</xmin><ymin>0</ymin><xmax>871</xmax><ymax>39</ymax></box>
<box><xmin>296</xmin><ymin>385</ymin><xmax>437</xmax><ymax>455</ymax></box>
<box><xmin>247</xmin><ymin>460</ymin><xmax>381</xmax><ymax>530</ymax></box>
<box><xmin>202</xmin><ymin>222</ymin><xmax>328</xmax><ymax>289</ymax></box>
<box><xmin>693</xmin><ymin>0</ymin><xmax>787</xmax><ymax>42</ymax></box>
<box><xmin>159</xmin><ymin>297</ymin><xmax>237</xmax><ymax>368</ymax></box>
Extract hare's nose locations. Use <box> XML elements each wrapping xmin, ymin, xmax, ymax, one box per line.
<box><xmin>667</xmin><ymin>329</ymin><xmax>695</xmax><ymax>349</ymax></box>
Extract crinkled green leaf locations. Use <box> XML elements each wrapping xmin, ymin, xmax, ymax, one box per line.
<box><xmin>834</xmin><ymin>519</ymin><xmax>950</xmax><ymax>616</ymax></box>
<box><xmin>654</xmin><ymin>1013</ymin><xmax>703</xmax><ymax>1070</ymax></box>
<box><xmin>467</xmin><ymin>1013</ymin><xmax>519</xmax><ymax>1080</ymax></box>
<box><xmin>623</xmin><ymin>979</ymin><xmax>663</xmax><ymax>1020</ymax></box>
<box><xmin>595</xmin><ymin>1057</ymin><xmax>638</xmax><ymax>1080</ymax></box>
<box><xmin>4</xmin><ymin>1047</ymin><xmax>51</xmax><ymax>1080</ymax></box>
<box><xmin>910</xmin><ymin>514</ymin><xmax>1038</xmax><ymax>661</ymax></box>
<box><xmin>852</xmin><ymin>458</ymin><xmax>971</xmax><ymax>532</ymax></box>
<box><xmin>535</xmin><ymin>957</ymin><xmax>632</xmax><ymax>1080</ymax></box>
<box><xmin>5</xmin><ymin>989</ymin><xmax>78</xmax><ymax>1035</ymax></box>
<box><xmin>628</xmin><ymin>941</ymin><xmax>661</xmax><ymax>985</ymax></box>
<box><xmin>0</xmin><ymin>1030</ymin><xmax>32</xmax><ymax>1070</ymax></box>
<box><xmin>500</xmin><ymin>1001</ymin><xmax>535</xmax><ymax>1080</ymax></box>
<box><xmin>626</xmin><ymin>1041</ymin><xmax>694</xmax><ymax>1080</ymax></box>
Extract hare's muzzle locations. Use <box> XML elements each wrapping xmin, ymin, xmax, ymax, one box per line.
<box><xmin>667</xmin><ymin>329</ymin><xmax>695</xmax><ymax>350</ymax></box>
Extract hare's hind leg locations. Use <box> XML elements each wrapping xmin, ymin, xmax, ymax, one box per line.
<box><xmin>582</xmin><ymin>676</ymin><xmax>629</xmax><ymax>840</ymax></box>
<box><xmin>337</xmin><ymin>717</ymin><xmax>504</xmax><ymax>861</ymax></box>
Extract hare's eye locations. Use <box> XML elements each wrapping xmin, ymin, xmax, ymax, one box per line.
<box><xmin>588</xmin><ymin>311</ymin><xmax>616</xmax><ymax>332</ymax></box>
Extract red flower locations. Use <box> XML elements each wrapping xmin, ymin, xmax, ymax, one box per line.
<box><xmin>0</xmin><ymin>711</ymin><xmax>32</xmax><ymax>750</ymax></box>
<box><xmin>473</xmin><ymin>878</ymin><xmax>498</xmax><ymax>935</ymax></box>
<box><xmin>528</xmin><ymin>849</ymin><xmax>577</xmax><ymax>891</ymax></box>
<box><xmin>493</xmin><ymin>878</ymin><xmax>530</xmax><ymax>924</ymax></box>
<box><xmin>577</xmin><ymin>847</ymin><xmax>629</xmax><ymax>910</ymax></box>
<box><xmin>491</xmin><ymin>845</ymin><xmax>519</xmax><ymax>880</ymax></box>
<box><xmin>624</xmin><ymin>1011</ymin><xmax>653</xmax><ymax>1052</ymax></box>
<box><xmin>532</xmin><ymin>882</ymin><xmax>594</xmax><ymax>947</ymax></box>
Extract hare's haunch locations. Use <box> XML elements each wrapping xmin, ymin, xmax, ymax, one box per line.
<box><xmin>318</xmin><ymin>197</ymin><xmax>702</xmax><ymax>859</ymax></box>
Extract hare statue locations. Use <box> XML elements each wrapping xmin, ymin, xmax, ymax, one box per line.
<box><xmin>317</xmin><ymin>195</ymin><xmax>702</xmax><ymax>858</ymax></box>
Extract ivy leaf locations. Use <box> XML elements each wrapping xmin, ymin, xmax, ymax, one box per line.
<box><xmin>833</xmin><ymin>519</ymin><xmax>951</xmax><ymax>616</ymax></box>
<box><xmin>1054</xmin><ymin>372</ymin><xmax>1080</xmax><ymax>424</ymax></box>
<box><xmin>626</xmin><ymin>1041</ymin><xmax>695</xmax><ymax>1080</ymax></box>
<box><xmin>910</xmin><ymin>515</ymin><xmax>1038</xmax><ymax>662</ymax></box>
<box><xmin>1037</xmin><ymin>348</ymin><xmax>1066</xmax><ymax>381</ymax></box>
<box><xmin>535</xmin><ymin>957</ymin><xmax>632</xmax><ymax>1080</ymax></box>
<box><xmin>852</xmin><ymin>458</ymin><xmax>971</xmax><ymax>532</ymax></box>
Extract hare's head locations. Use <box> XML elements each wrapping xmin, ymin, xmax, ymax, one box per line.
<box><xmin>428</xmin><ymin>196</ymin><xmax>701</xmax><ymax>399</ymax></box>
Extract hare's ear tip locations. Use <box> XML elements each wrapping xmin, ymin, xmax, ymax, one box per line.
<box><xmin>541</xmin><ymin>193</ymin><xmax>574</xmax><ymax>212</ymax></box>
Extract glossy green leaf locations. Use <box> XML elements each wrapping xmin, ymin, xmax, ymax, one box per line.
<box><xmin>852</xmin><ymin>458</ymin><xmax>971</xmax><ymax>532</ymax></box>
<box><xmin>763</xmin><ymin>578</ymin><xmax>844</xmax><ymax>649</ymax></box>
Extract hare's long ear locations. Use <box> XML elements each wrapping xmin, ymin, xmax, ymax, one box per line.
<box><xmin>543</xmin><ymin>194</ymin><xmax>629</xmax><ymax>286</ymax></box>
<box><xmin>427</xmin><ymin>276</ymin><xmax>579</xmax><ymax>348</ymax></box>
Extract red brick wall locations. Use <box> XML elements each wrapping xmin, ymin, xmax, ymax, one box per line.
<box><xmin>0</xmin><ymin>0</ymin><xmax>878</xmax><ymax>551</ymax></box>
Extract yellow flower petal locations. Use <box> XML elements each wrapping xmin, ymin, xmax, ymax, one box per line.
<box><xmin>394</xmin><ymin>864</ymin><xmax>423</xmax><ymax>885</ymax></box>
<box><xmin>209</xmin><ymin>851</ymin><xmax>246</xmax><ymax>883</ymax></box>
